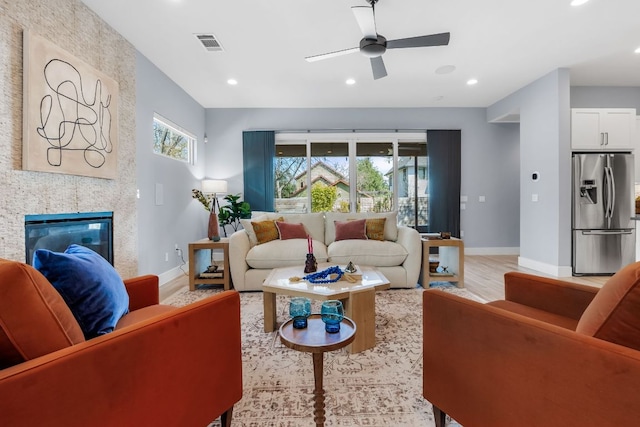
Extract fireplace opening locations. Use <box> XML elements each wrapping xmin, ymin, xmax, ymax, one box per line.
<box><xmin>25</xmin><ymin>212</ymin><xmax>114</xmax><ymax>265</ymax></box>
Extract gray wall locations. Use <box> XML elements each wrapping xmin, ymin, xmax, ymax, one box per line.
<box><xmin>135</xmin><ymin>52</ymin><xmax>207</xmax><ymax>276</ymax></box>
<box><xmin>488</xmin><ymin>69</ymin><xmax>572</xmax><ymax>274</ymax></box>
<box><xmin>205</xmin><ymin>108</ymin><xmax>521</xmax><ymax>251</ymax></box>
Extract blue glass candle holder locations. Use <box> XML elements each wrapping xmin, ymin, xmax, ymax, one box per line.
<box><xmin>289</xmin><ymin>297</ymin><xmax>311</xmax><ymax>329</ymax></box>
<box><xmin>321</xmin><ymin>300</ymin><xmax>344</xmax><ymax>333</ymax></box>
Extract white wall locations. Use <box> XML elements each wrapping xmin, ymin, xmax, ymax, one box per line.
<box><xmin>487</xmin><ymin>69</ymin><xmax>572</xmax><ymax>275</ymax></box>
<box><xmin>135</xmin><ymin>52</ymin><xmax>207</xmax><ymax>277</ymax></box>
<box><xmin>205</xmin><ymin>107</ymin><xmax>521</xmax><ymax>251</ymax></box>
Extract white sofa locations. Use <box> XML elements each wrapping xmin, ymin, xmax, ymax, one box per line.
<box><xmin>229</xmin><ymin>211</ymin><xmax>422</xmax><ymax>291</ymax></box>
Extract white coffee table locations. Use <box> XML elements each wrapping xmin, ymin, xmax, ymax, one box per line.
<box><xmin>262</xmin><ymin>264</ymin><xmax>390</xmax><ymax>353</ymax></box>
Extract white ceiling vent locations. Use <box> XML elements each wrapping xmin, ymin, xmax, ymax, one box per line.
<box><xmin>195</xmin><ymin>34</ymin><xmax>224</xmax><ymax>52</ymax></box>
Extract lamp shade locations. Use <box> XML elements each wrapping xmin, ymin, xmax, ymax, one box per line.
<box><xmin>201</xmin><ymin>179</ymin><xmax>227</xmax><ymax>194</ymax></box>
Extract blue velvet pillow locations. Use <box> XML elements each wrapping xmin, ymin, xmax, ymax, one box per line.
<box><xmin>33</xmin><ymin>244</ymin><xmax>129</xmax><ymax>339</ymax></box>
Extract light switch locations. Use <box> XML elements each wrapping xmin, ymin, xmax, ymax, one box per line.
<box><xmin>460</xmin><ymin>195</ymin><xmax>468</xmax><ymax>202</ymax></box>
<box><xmin>532</xmin><ymin>193</ymin><xmax>539</xmax><ymax>202</ymax></box>
<box><xmin>479</xmin><ymin>195</ymin><xmax>486</xmax><ymax>202</ymax></box>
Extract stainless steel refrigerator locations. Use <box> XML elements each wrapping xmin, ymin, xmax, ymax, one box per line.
<box><xmin>572</xmin><ymin>152</ymin><xmax>635</xmax><ymax>275</ymax></box>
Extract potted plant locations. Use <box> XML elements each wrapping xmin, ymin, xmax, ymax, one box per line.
<box><xmin>218</xmin><ymin>193</ymin><xmax>251</xmax><ymax>237</ymax></box>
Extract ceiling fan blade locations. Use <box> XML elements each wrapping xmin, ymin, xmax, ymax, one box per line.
<box><xmin>352</xmin><ymin>6</ymin><xmax>377</xmax><ymax>39</ymax></box>
<box><xmin>387</xmin><ymin>32</ymin><xmax>451</xmax><ymax>49</ymax></box>
<box><xmin>305</xmin><ymin>47</ymin><xmax>359</xmax><ymax>62</ymax></box>
<box><xmin>371</xmin><ymin>56</ymin><xmax>387</xmax><ymax>80</ymax></box>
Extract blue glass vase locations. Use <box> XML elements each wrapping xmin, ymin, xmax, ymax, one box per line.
<box><xmin>289</xmin><ymin>297</ymin><xmax>311</xmax><ymax>329</ymax></box>
<box><xmin>321</xmin><ymin>300</ymin><xmax>344</xmax><ymax>333</ymax></box>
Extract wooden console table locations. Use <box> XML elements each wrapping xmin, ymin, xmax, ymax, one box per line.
<box><xmin>188</xmin><ymin>238</ymin><xmax>230</xmax><ymax>291</ymax></box>
<box><xmin>421</xmin><ymin>237</ymin><xmax>464</xmax><ymax>288</ymax></box>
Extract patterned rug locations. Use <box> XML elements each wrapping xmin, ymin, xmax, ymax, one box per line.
<box><xmin>164</xmin><ymin>282</ymin><xmax>484</xmax><ymax>427</ymax></box>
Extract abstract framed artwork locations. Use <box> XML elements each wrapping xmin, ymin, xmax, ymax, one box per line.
<box><xmin>22</xmin><ymin>31</ymin><xmax>119</xmax><ymax>179</ymax></box>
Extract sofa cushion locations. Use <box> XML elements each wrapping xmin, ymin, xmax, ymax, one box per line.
<box><xmin>325</xmin><ymin>211</ymin><xmax>398</xmax><ymax>244</ymax></box>
<box><xmin>276</xmin><ymin>221</ymin><xmax>308</xmax><ymax>240</ymax></box>
<box><xmin>240</xmin><ymin>214</ymin><xmax>268</xmax><ymax>246</ymax></box>
<box><xmin>328</xmin><ymin>240</ymin><xmax>408</xmax><ymax>266</ymax></box>
<box><xmin>576</xmin><ymin>261</ymin><xmax>640</xmax><ymax>350</ymax></box>
<box><xmin>33</xmin><ymin>245</ymin><xmax>130</xmax><ymax>339</ymax></box>
<box><xmin>335</xmin><ymin>219</ymin><xmax>367</xmax><ymax>241</ymax></box>
<box><xmin>246</xmin><ymin>240</ymin><xmax>329</xmax><ymax>269</ymax></box>
<box><xmin>365</xmin><ymin>218</ymin><xmax>386</xmax><ymax>241</ymax></box>
<box><xmin>279</xmin><ymin>213</ymin><xmax>325</xmax><ymax>242</ymax></box>
<box><xmin>0</xmin><ymin>258</ymin><xmax>84</xmax><ymax>369</ymax></box>
<box><xmin>251</xmin><ymin>219</ymin><xmax>281</xmax><ymax>244</ymax></box>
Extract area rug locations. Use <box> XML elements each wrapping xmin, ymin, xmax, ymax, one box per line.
<box><xmin>164</xmin><ymin>283</ymin><xmax>484</xmax><ymax>426</ymax></box>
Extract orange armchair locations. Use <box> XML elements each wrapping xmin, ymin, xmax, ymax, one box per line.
<box><xmin>0</xmin><ymin>260</ymin><xmax>242</xmax><ymax>427</ymax></box>
<box><xmin>423</xmin><ymin>266</ymin><xmax>640</xmax><ymax>427</ymax></box>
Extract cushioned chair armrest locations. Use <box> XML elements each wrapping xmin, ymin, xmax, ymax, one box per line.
<box><xmin>423</xmin><ymin>289</ymin><xmax>640</xmax><ymax>427</ymax></box>
<box><xmin>0</xmin><ymin>291</ymin><xmax>242</xmax><ymax>427</ymax></box>
<box><xmin>396</xmin><ymin>226</ymin><xmax>422</xmax><ymax>285</ymax></box>
<box><xmin>503</xmin><ymin>271</ymin><xmax>598</xmax><ymax>320</ymax></box>
<box><xmin>123</xmin><ymin>274</ymin><xmax>159</xmax><ymax>311</ymax></box>
<box><xmin>229</xmin><ymin>230</ymin><xmax>251</xmax><ymax>291</ymax></box>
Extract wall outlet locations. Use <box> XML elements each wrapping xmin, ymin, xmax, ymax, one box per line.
<box><xmin>174</xmin><ymin>243</ymin><xmax>178</xmax><ymax>250</ymax></box>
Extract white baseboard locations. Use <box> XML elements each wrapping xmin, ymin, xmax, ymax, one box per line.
<box><xmin>464</xmin><ymin>247</ymin><xmax>520</xmax><ymax>256</ymax></box>
<box><xmin>518</xmin><ymin>256</ymin><xmax>573</xmax><ymax>278</ymax></box>
<box><xmin>158</xmin><ymin>265</ymin><xmax>185</xmax><ymax>287</ymax></box>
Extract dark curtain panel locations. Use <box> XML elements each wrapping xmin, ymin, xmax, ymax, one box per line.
<box><xmin>427</xmin><ymin>130</ymin><xmax>461</xmax><ymax>237</ymax></box>
<box><xmin>242</xmin><ymin>131</ymin><xmax>275</xmax><ymax>212</ymax></box>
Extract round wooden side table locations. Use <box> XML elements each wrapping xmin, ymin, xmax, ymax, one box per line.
<box><xmin>279</xmin><ymin>314</ymin><xmax>356</xmax><ymax>427</ymax></box>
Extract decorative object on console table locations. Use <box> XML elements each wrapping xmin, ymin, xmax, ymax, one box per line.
<box><xmin>192</xmin><ymin>179</ymin><xmax>227</xmax><ymax>241</ymax></box>
<box><xmin>289</xmin><ymin>297</ymin><xmax>312</xmax><ymax>329</ymax></box>
<box><xmin>304</xmin><ymin>235</ymin><xmax>317</xmax><ymax>273</ymax></box>
<box><xmin>636</xmin><ymin>196</ymin><xmax>640</xmax><ymax>215</ymax></box>
<box><xmin>321</xmin><ymin>300</ymin><xmax>344</xmax><ymax>333</ymax></box>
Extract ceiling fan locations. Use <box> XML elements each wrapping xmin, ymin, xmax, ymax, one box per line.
<box><xmin>305</xmin><ymin>0</ymin><xmax>450</xmax><ymax>80</ymax></box>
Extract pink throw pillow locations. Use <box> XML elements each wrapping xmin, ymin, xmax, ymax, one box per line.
<box><xmin>276</xmin><ymin>221</ymin><xmax>308</xmax><ymax>240</ymax></box>
<box><xmin>334</xmin><ymin>219</ymin><xmax>367</xmax><ymax>241</ymax></box>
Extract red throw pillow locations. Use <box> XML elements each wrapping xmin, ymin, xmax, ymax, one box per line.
<box><xmin>276</xmin><ymin>221</ymin><xmax>308</xmax><ymax>240</ymax></box>
<box><xmin>334</xmin><ymin>219</ymin><xmax>368</xmax><ymax>241</ymax></box>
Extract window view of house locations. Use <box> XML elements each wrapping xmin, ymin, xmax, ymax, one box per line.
<box><xmin>274</xmin><ymin>134</ymin><xmax>427</xmax><ymax>224</ymax></box>
<box><xmin>397</xmin><ymin>142</ymin><xmax>428</xmax><ymax>230</ymax></box>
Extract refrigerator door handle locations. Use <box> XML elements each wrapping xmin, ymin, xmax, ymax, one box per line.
<box><xmin>608</xmin><ymin>166</ymin><xmax>616</xmax><ymax>221</ymax></box>
<box><xmin>581</xmin><ymin>230</ymin><xmax>634</xmax><ymax>235</ymax></box>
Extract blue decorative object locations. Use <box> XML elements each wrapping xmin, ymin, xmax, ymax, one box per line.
<box><xmin>303</xmin><ymin>265</ymin><xmax>344</xmax><ymax>284</ymax></box>
<box><xmin>32</xmin><ymin>244</ymin><xmax>129</xmax><ymax>339</ymax></box>
<box><xmin>289</xmin><ymin>297</ymin><xmax>312</xmax><ymax>329</ymax></box>
<box><xmin>321</xmin><ymin>300</ymin><xmax>344</xmax><ymax>333</ymax></box>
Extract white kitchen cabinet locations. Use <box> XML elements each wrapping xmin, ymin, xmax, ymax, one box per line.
<box><xmin>571</xmin><ymin>108</ymin><xmax>637</xmax><ymax>150</ymax></box>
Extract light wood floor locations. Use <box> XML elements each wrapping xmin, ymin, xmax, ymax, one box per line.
<box><xmin>160</xmin><ymin>255</ymin><xmax>609</xmax><ymax>303</ymax></box>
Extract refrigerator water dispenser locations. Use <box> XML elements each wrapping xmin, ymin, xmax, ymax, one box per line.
<box><xmin>580</xmin><ymin>179</ymin><xmax>597</xmax><ymax>204</ymax></box>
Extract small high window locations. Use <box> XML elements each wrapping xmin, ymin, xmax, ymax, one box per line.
<box><xmin>152</xmin><ymin>113</ymin><xmax>195</xmax><ymax>164</ymax></box>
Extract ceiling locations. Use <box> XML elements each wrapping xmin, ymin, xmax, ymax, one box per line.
<box><xmin>81</xmin><ymin>0</ymin><xmax>640</xmax><ymax>109</ymax></box>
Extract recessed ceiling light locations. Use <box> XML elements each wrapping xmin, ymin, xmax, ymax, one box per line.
<box><xmin>635</xmin><ymin>47</ymin><xmax>640</xmax><ymax>54</ymax></box>
<box><xmin>346</xmin><ymin>78</ymin><xmax>356</xmax><ymax>85</ymax></box>
<box><xmin>467</xmin><ymin>79</ymin><xmax>478</xmax><ymax>86</ymax></box>
<box><xmin>570</xmin><ymin>0</ymin><xmax>589</xmax><ymax>6</ymax></box>
<box><xmin>227</xmin><ymin>79</ymin><xmax>238</xmax><ymax>85</ymax></box>
<box><xmin>435</xmin><ymin>65</ymin><xmax>456</xmax><ymax>75</ymax></box>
